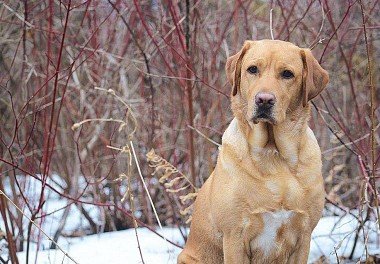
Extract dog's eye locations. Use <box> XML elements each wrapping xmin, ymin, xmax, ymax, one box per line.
<box><xmin>281</xmin><ymin>70</ymin><xmax>294</xmax><ymax>79</ymax></box>
<box><xmin>247</xmin><ymin>66</ymin><xmax>258</xmax><ymax>74</ymax></box>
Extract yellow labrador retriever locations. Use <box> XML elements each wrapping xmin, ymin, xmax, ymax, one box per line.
<box><xmin>178</xmin><ymin>40</ymin><xmax>329</xmax><ymax>264</ymax></box>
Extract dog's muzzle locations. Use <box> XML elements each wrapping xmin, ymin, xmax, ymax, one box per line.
<box><xmin>252</xmin><ymin>92</ymin><xmax>276</xmax><ymax>124</ymax></box>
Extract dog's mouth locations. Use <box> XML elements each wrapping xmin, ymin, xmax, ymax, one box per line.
<box><xmin>252</xmin><ymin>111</ymin><xmax>276</xmax><ymax>125</ymax></box>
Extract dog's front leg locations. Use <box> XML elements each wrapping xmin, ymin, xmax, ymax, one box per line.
<box><xmin>286</xmin><ymin>236</ymin><xmax>311</xmax><ymax>264</ymax></box>
<box><xmin>222</xmin><ymin>232</ymin><xmax>250</xmax><ymax>264</ymax></box>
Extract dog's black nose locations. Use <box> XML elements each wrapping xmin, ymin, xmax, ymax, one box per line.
<box><xmin>255</xmin><ymin>92</ymin><xmax>276</xmax><ymax>107</ymax></box>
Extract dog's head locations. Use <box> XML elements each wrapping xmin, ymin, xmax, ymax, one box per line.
<box><xmin>226</xmin><ymin>40</ymin><xmax>329</xmax><ymax>125</ymax></box>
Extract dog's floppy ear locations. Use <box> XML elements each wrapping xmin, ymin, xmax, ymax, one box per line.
<box><xmin>225</xmin><ymin>41</ymin><xmax>251</xmax><ymax>96</ymax></box>
<box><xmin>300</xmin><ymin>49</ymin><xmax>329</xmax><ymax>107</ymax></box>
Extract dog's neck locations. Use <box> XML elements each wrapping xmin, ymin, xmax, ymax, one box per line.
<box><xmin>241</xmin><ymin>106</ymin><xmax>310</xmax><ymax>169</ymax></box>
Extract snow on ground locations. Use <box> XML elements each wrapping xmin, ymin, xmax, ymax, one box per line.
<box><xmin>12</xmin><ymin>215</ymin><xmax>380</xmax><ymax>264</ymax></box>
<box><xmin>310</xmin><ymin>214</ymin><xmax>380</xmax><ymax>263</ymax></box>
<box><xmin>0</xmin><ymin>175</ymin><xmax>101</xmax><ymax>252</ymax></box>
<box><xmin>16</xmin><ymin>228</ymin><xmax>182</xmax><ymax>264</ymax></box>
<box><xmin>1</xmin><ymin>175</ymin><xmax>379</xmax><ymax>263</ymax></box>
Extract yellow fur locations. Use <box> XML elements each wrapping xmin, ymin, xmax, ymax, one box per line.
<box><xmin>178</xmin><ymin>40</ymin><xmax>329</xmax><ymax>264</ymax></box>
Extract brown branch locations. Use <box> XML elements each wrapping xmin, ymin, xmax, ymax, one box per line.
<box><xmin>359</xmin><ymin>0</ymin><xmax>380</xmax><ymax>230</ymax></box>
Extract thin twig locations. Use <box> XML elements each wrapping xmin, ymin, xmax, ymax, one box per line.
<box><xmin>269</xmin><ymin>9</ymin><xmax>275</xmax><ymax>40</ymax></box>
<box><xmin>130</xmin><ymin>141</ymin><xmax>164</xmax><ymax>231</ymax></box>
<box><xmin>309</xmin><ymin>0</ymin><xmax>326</xmax><ymax>49</ymax></box>
<box><xmin>123</xmin><ymin>145</ymin><xmax>145</xmax><ymax>264</ymax></box>
<box><xmin>188</xmin><ymin>125</ymin><xmax>221</xmax><ymax>147</ymax></box>
<box><xmin>0</xmin><ymin>1</ymin><xmax>34</xmax><ymax>28</ymax></box>
<box><xmin>359</xmin><ymin>0</ymin><xmax>380</xmax><ymax>230</ymax></box>
<box><xmin>0</xmin><ymin>189</ymin><xmax>79</xmax><ymax>264</ymax></box>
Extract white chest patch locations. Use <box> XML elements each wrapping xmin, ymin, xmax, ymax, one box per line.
<box><xmin>255</xmin><ymin>210</ymin><xmax>293</xmax><ymax>255</ymax></box>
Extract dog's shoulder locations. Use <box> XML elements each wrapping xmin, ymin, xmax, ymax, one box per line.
<box><xmin>221</xmin><ymin>118</ymin><xmax>249</xmax><ymax>153</ymax></box>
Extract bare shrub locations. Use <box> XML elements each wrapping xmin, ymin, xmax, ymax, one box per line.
<box><xmin>0</xmin><ymin>0</ymin><xmax>378</xmax><ymax>263</ymax></box>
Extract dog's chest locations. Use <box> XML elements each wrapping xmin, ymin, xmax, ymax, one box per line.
<box><xmin>252</xmin><ymin>210</ymin><xmax>293</xmax><ymax>255</ymax></box>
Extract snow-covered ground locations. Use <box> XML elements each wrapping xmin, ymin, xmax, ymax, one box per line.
<box><xmin>12</xmin><ymin>216</ymin><xmax>380</xmax><ymax>264</ymax></box>
<box><xmin>16</xmin><ymin>228</ymin><xmax>182</xmax><ymax>264</ymax></box>
<box><xmin>1</xmin><ymin>176</ymin><xmax>379</xmax><ymax>263</ymax></box>
<box><xmin>310</xmin><ymin>214</ymin><xmax>380</xmax><ymax>263</ymax></box>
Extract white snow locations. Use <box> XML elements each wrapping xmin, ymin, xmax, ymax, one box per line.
<box><xmin>1</xmin><ymin>175</ymin><xmax>379</xmax><ymax>263</ymax></box>
<box><xmin>16</xmin><ymin>228</ymin><xmax>182</xmax><ymax>264</ymax></box>
<box><xmin>309</xmin><ymin>213</ymin><xmax>380</xmax><ymax>263</ymax></box>
<box><xmin>9</xmin><ymin>214</ymin><xmax>380</xmax><ymax>264</ymax></box>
